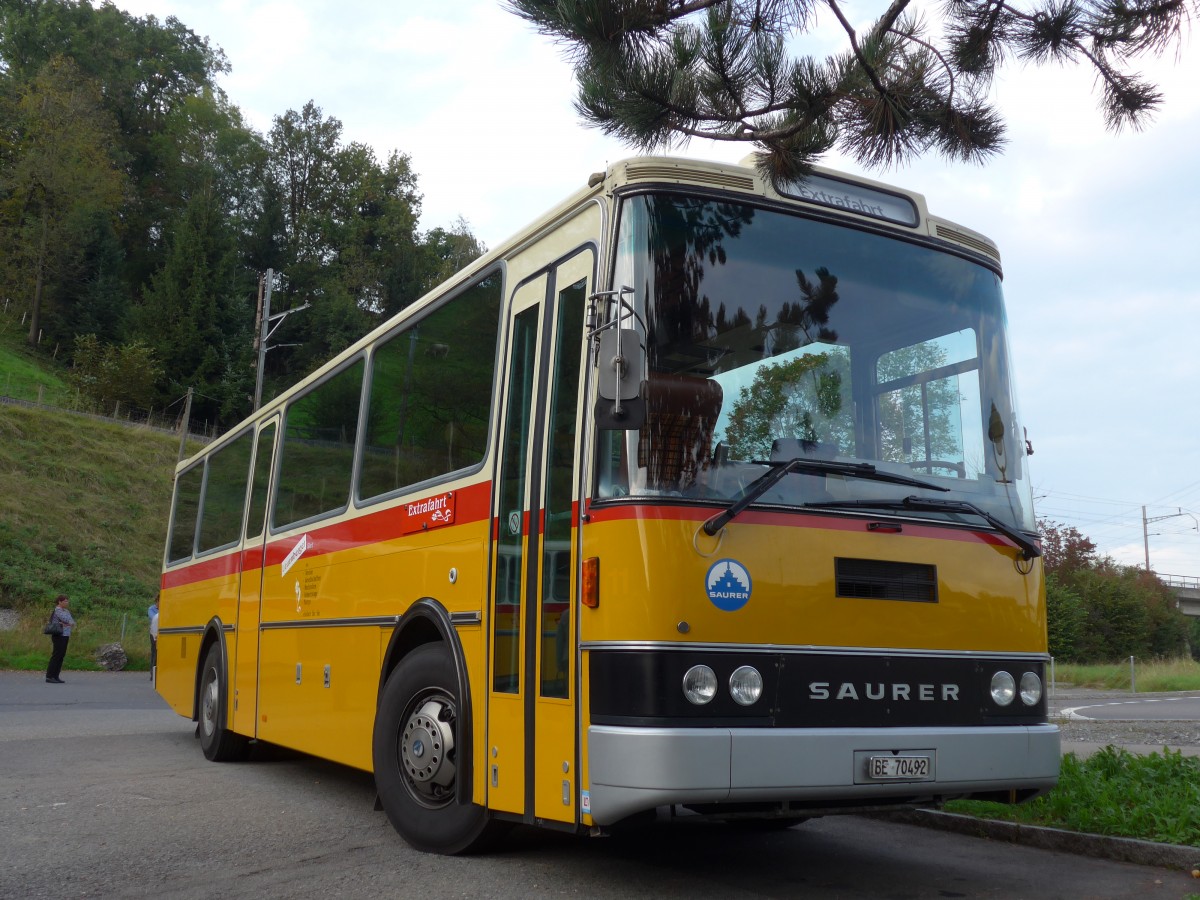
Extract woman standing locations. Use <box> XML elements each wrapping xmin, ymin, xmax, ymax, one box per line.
<box><xmin>45</xmin><ymin>595</ymin><xmax>76</xmax><ymax>684</ymax></box>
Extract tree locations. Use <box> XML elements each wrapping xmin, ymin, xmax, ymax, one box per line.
<box><xmin>132</xmin><ymin>182</ymin><xmax>253</xmax><ymax>424</ymax></box>
<box><xmin>0</xmin><ymin>55</ymin><xmax>125</xmax><ymax>347</ymax></box>
<box><xmin>70</xmin><ymin>333</ymin><xmax>161</xmax><ymax>410</ymax></box>
<box><xmin>507</xmin><ymin>0</ymin><xmax>1193</xmax><ymax>181</ymax></box>
<box><xmin>1038</xmin><ymin>519</ymin><xmax>1098</xmax><ymax>574</ymax></box>
<box><xmin>1037</xmin><ymin>519</ymin><xmax>1189</xmax><ymax>661</ymax></box>
<box><xmin>420</xmin><ymin>216</ymin><xmax>488</xmax><ymax>292</ymax></box>
<box><xmin>0</xmin><ymin>0</ymin><xmax>230</xmax><ymax>287</ymax></box>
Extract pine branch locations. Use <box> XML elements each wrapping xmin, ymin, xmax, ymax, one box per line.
<box><xmin>510</xmin><ymin>0</ymin><xmax>1195</xmax><ymax>173</ymax></box>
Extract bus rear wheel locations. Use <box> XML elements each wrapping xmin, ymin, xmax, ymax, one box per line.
<box><xmin>373</xmin><ymin>643</ymin><xmax>499</xmax><ymax>854</ymax></box>
<box><xmin>198</xmin><ymin>643</ymin><xmax>249</xmax><ymax>762</ymax></box>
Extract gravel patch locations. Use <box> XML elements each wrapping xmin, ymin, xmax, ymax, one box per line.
<box><xmin>0</xmin><ymin>608</ymin><xmax>19</xmax><ymax>631</ymax></box>
<box><xmin>1056</xmin><ymin>717</ymin><xmax>1200</xmax><ymax>749</ymax></box>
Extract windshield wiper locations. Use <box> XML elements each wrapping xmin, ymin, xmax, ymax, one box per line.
<box><xmin>701</xmin><ymin>459</ymin><xmax>947</xmax><ymax>536</ymax></box>
<box><xmin>803</xmin><ymin>496</ymin><xmax>1042</xmax><ymax>560</ymax></box>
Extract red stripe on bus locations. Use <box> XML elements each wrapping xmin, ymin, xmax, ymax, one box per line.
<box><xmin>162</xmin><ymin>480</ymin><xmax>494</xmax><ymax>590</ymax></box>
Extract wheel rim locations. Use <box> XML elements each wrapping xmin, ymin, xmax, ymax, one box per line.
<box><xmin>201</xmin><ymin>667</ymin><xmax>218</xmax><ymax>738</ymax></box>
<box><xmin>398</xmin><ymin>692</ymin><xmax>456</xmax><ymax>809</ymax></box>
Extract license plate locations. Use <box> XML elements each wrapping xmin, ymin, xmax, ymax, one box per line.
<box><xmin>866</xmin><ymin>754</ymin><xmax>932</xmax><ymax>781</ymax></box>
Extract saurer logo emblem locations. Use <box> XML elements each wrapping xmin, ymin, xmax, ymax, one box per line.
<box><xmin>807</xmin><ymin>682</ymin><xmax>961</xmax><ymax>702</ymax></box>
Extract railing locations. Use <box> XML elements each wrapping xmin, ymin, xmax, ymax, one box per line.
<box><xmin>1160</xmin><ymin>574</ymin><xmax>1200</xmax><ymax>590</ymax></box>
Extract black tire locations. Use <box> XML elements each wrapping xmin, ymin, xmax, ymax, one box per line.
<box><xmin>198</xmin><ymin>643</ymin><xmax>250</xmax><ymax>762</ymax></box>
<box><xmin>372</xmin><ymin>643</ymin><xmax>500</xmax><ymax>854</ymax></box>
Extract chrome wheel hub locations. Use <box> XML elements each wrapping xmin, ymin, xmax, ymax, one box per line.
<box><xmin>401</xmin><ymin>698</ymin><xmax>456</xmax><ymax>798</ymax></box>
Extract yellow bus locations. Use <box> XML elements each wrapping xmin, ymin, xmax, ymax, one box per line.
<box><xmin>156</xmin><ymin>155</ymin><xmax>1059</xmax><ymax>853</ymax></box>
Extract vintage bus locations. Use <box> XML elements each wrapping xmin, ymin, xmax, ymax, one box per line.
<box><xmin>156</xmin><ymin>155</ymin><xmax>1059</xmax><ymax>854</ymax></box>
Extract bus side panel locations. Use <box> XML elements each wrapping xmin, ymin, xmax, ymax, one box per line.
<box><xmin>257</xmin><ymin>621</ymin><xmax>381</xmax><ymax>770</ymax></box>
<box><xmin>255</xmin><ymin>517</ymin><xmax>492</xmax><ymax>772</ymax></box>
<box><xmin>158</xmin><ymin>561</ymin><xmax>240</xmax><ymax>719</ymax></box>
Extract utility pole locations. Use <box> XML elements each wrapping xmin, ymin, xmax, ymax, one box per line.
<box><xmin>252</xmin><ymin>268</ymin><xmax>309</xmax><ymax>411</ymax></box>
<box><xmin>1142</xmin><ymin>505</ymin><xmax>1199</xmax><ymax>571</ymax></box>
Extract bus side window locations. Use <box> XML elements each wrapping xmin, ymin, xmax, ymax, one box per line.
<box><xmin>196</xmin><ymin>429</ymin><xmax>254</xmax><ymax>554</ymax></box>
<box><xmin>274</xmin><ymin>359</ymin><xmax>364</xmax><ymax>530</ymax></box>
<box><xmin>167</xmin><ymin>464</ymin><xmax>203</xmax><ymax>564</ymax></box>
<box><xmin>245</xmin><ymin>422</ymin><xmax>276</xmax><ymax>540</ymax></box>
<box><xmin>359</xmin><ymin>271</ymin><xmax>502</xmax><ymax>502</ymax></box>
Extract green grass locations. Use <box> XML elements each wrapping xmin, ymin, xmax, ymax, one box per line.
<box><xmin>947</xmin><ymin>746</ymin><xmax>1200</xmax><ymax>847</ymax></box>
<box><xmin>0</xmin><ymin>318</ymin><xmax>74</xmax><ymax>406</ymax></box>
<box><xmin>1054</xmin><ymin>659</ymin><xmax>1200</xmax><ymax>692</ymax></box>
<box><xmin>0</xmin><ymin>403</ymin><xmax>196</xmax><ymax>671</ymax></box>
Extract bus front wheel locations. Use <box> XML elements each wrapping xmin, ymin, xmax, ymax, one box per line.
<box><xmin>373</xmin><ymin>643</ymin><xmax>499</xmax><ymax>854</ymax></box>
<box><xmin>198</xmin><ymin>643</ymin><xmax>249</xmax><ymax>762</ymax></box>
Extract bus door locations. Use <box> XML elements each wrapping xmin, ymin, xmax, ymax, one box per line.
<box><xmin>488</xmin><ymin>248</ymin><xmax>593</xmax><ymax>824</ymax></box>
<box><xmin>232</xmin><ymin>417</ymin><xmax>278</xmax><ymax>737</ymax></box>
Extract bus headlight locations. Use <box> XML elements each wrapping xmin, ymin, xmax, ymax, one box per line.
<box><xmin>682</xmin><ymin>665</ymin><xmax>718</xmax><ymax>705</ymax></box>
<box><xmin>1020</xmin><ymin>672</ymin><xmax>1043</xmax><ymax>706</ymax></box>
<box><xmin>728</xmin><ymin>666</ymin><xmax>763</xmax><ymax>706</ymax></box>
<box><xmin>989</xmin><ymin>670</ymin><xmax>1016</xmax><ymax>706</ymax></box>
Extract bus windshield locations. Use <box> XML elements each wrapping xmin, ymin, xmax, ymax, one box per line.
<box><xmin>602</xmin><ymin>191</ymin><xmax>1035</xmax><ymax>533</ymax></box>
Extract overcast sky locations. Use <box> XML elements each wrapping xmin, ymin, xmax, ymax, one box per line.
<box><xmin>115</xmin><ymin>0</ymin><xmax>1200</xmax><ymax>575</ymax></box>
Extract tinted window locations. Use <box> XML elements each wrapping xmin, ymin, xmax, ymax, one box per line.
<box><xmin>167</xmin><ymin>465</ymin><xmax>203</xmax><ymax>564</ymax></box>
<box><xmin>245</xmin><ymin>423</ymin><xmax>276</xmax><ymax>540</ymax></box>
<box><xmin>275</xmin><ymin>360</ymin><xmax>364</xmax><ymax>529</ymax></box>
<box><xmin>197</xmin><ymin>430</ymin><xmax>254</xmax><ymax>552</ymax></box>
<box><xmin>359</xmin><ymin>272</ymin><xmax>502</xmax><ymax>500</ymax></box>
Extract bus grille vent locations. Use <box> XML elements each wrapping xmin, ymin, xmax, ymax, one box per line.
<box><xmin>624</xmin><ymin>164</ymin><xmax>756</xmax><ymax>192</ymax></box>
<box><xmin>835</xmin><ymin>558</ymin><xmax>938</xmax><ymax>603</ymax></box>
<box><xmin>933</xmin><ymin>224</ymin><xmax>1001</xmax><ymax>263</ymax></box>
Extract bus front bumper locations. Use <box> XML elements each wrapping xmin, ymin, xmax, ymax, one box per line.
<box><xmin>586</xmin><ymin>724</ymin><xmax>1060</xmax><ymax>825</ymax></box>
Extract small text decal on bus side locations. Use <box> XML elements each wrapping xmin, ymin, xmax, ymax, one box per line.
<box><xmin>402</xmin><ymin>491</ymin><xmax>456</xmax><ymax>534</ymax></box>
<box><xmin>281</xmin><ymin>533</ymin><xmax>308</xmax><ymax>577</ymax></box>
<box><xmin>705</xmin><ymin>559</ymin><xmax>752</xmax><ymax>611</ymax></box>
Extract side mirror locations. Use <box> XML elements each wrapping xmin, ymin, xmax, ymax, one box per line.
<box><xmin>597</xmin><ymin>329</ymin><xmax>642</xmax><ymax>401</ymax></box>
<box><xmin>595</xmin><ymin>329</ymin><xmax>645</xmax><ymax>429</ymax></box>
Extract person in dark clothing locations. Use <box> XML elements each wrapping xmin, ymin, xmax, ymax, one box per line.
<box><xmin>45</xmin><ymin>595</ymin><xmax>76</xmax><ymax>684</ymax></box>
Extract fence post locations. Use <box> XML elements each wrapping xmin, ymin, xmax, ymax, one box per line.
<box><xmin>1129</xmin><ymin>656</ymin><xmax>1136</xmax><ymax>693</ymax></box>
<box><xmin>37</xmin><ymin>384</ymin><xmax>44</xmax><ymax>404</ymax></box>
<box><xmin>120</xmin><ymin>613</ymin><xmax>127</xmax><ymax>641</ymax></box>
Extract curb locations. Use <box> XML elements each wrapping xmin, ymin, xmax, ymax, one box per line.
<box><xmin>880</xmin><ymin>809</ymin><xmax>1200</xmax><ymax>872</ymax></box>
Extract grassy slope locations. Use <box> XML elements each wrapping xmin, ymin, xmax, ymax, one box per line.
<box><xmin>0</xmin><ymin>317</ymin><xmax>73</xmax><ymax>405</ymax></box>
<box><xmin>0</xmin><ymin>403</ymin><xmax>184</xmax><ymax>670</ymax></box>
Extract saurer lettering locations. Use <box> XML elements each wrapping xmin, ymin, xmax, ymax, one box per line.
<box><xmin>807</xmin><ymin>682</ymin><xmax>960</xmax><ymax>701</ymax></box>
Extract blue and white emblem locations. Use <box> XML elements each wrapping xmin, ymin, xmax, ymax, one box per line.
<box><xmin>705</xmin><ymin>558</ymin><xmax>752</xmax><ymax>611</ymax></box>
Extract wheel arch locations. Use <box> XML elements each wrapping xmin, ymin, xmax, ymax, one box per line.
<box><xmin>379</xmin><ymin>598</ymin><xmax>474</xmax><ymax>806</ymax></box>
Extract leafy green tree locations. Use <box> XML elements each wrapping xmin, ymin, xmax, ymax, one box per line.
<box><xmin>0</xmin><ymin>55</ymin><xmax>124</xmax><ymax>347</ymax></box>
<box><xmin>260</xmin><ymin>102</ymin><xmax>433</xmax><ymax>389</ymax></box>
<box><xmin>132</xmin><ymin>183</ymin><xmax>253</xmax><ymax>424</ymax></box>
<box><xmin>509</xmin><ymin>0</ymin><xmax>1191</xmax><ymax>181</ymax></box>
<box><xmin>420</xmin><ymin>216</ymin><xmax>489</xmax><ymax>292</ymax></box>
<box><xmin>1045</xmin><ymin>573</ymin><xmax>1088</xmax><ymax>661</ymax></box>
<box><xmin>69</xmin><ymin>333</ymin><xmax>161</xmax><ymax>410</ymax></box>
<box><xmin>0</xmin><ymin>0</ymin><xmax>230</xmax><ymax>287</ymax></box>
<box><xmin>1037</xmin><ymin>519</ymin><xmax>1189</xmax><ymax>661</ymax></box>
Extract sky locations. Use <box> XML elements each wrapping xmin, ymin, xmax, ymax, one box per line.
<box><xmin>114</xmin><ymin>0</ymin><xmax>1200</xmax><ymax>575</ymax></box>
